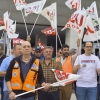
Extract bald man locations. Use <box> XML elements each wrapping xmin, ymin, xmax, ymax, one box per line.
<box><xmin>5</xmin><ymin>41</ymin><xmax>50</xmax><ymax>100</ymax></box>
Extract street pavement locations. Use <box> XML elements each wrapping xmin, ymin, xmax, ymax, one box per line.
<box><xmin>71</xmin><ymin>93</ymin><xmax>76</xmax><ymax>100</ymax></box>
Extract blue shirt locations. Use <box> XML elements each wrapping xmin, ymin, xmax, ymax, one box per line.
<box><xmin>0</xmin><ymin>55</ymin><xmax>14</xmax><ymax>91</ymax></box>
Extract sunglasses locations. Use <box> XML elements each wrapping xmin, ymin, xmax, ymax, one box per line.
<box><xmin>36</xmin><ymin>51</ymin><xmax>41</xmax><ymax>53</ymax></box>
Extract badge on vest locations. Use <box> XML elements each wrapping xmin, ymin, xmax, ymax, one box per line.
<box><xmin>82</xmin><ymin>64</ymin><xmax>86</xmax><ymax>68</ymax></box>
<box><xmin>13</xmin><ymin>72</ymin><xmax>17</xmax><ymax>77</ymax></box>
<box><xmin>32</xmin><ymin>63</ymin><xmax>38</xmax><ymax>70</ymax></box>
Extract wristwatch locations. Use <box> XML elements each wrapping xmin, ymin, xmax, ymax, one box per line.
<box><xmin>8</xmin><ymin>90</ymin><xmax>13</xmax><ymax>94</ymax></box>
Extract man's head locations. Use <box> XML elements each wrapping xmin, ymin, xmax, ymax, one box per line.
<box><xmin>0</xmin><ymin>45</ymin><xmax>3</xmax><ymax>56</ymax></box>
<box><xmin>31</xmin><ymin>46</ymin><xmax>35</xmax><ymax>54</ymax></box>
<box><xmin>69</xmin><ymin>48</ymin><xmax>76</xmax><ymax>56</ymax></box>
<box><xmin>43</xmin><ymin>46</ymin><xmax>53</xmax><ymax>59</ymax></box>
<box><xmin>57</xmin><ymin>48</ymin><xmax>62</xmax><ymax>57</ymax></box>
<box><xmin>13</xmin><ymin>43</ymin><xmax>22</xmax><ymax>57</ymax></box>
<box><xmin>35</xmin><ymin>46</ymin><xmax>42</xmax><ymax>58</ymax></box>
<box><xmin>61</xmin><ymin>44</ymin><xmax>69</xmax><ymax>58</ymax></box>
<box><xmin>21</xmin><ymin>41</ymin><xmax>32</xmax><ymax>55</ymax></box>
<box><xmin>84</xmin><ymin>42</ymin><xmax>93</xmax><ymax>55</ymax></box>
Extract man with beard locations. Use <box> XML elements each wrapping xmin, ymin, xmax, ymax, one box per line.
<box><xmin>57</xmin><ymin>39</ymin><xmax>80</xmax><ymax>100</ymax></box>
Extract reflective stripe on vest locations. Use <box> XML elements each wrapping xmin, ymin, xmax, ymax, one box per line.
<box><xmin>11</xmin><ymin>59</ymin><xmax>39</xmax><ymax>91</ymax></box>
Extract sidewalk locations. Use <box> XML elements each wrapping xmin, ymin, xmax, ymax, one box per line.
<box><xmin>71</xmin><ymin>93</ymin><xmax>76</xmax><ymax>100</ymax></box>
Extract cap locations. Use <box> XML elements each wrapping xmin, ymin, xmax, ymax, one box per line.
<box><xmin>35</xmin><ymin>46</ymin><xmax>42</xmax><ymax>52</ymax></box>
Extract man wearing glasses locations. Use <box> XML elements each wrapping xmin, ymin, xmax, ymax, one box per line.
<box><xmin>73</xmin><ymin>41</ymin><xmax>100</xmax><ymax>100</ymax></box>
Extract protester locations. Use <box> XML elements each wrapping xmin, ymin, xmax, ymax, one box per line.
<box><xmin>0</xmin><ymin>43</ymin><xmax>22</xmax><ymax>100</ymax></box>
<box><xmin>56</xmin><ymin>39</ymin><xmax>80</xmax><ymax>100</ymax></box>
<box><xmin>34</xmin><ymin>45</ymin><xmax>44</xmax><ymax>60</ymax></box>
<box><xmin>32</xmin><ymin>46</ymin><xmax>35</xmax><ymax>55</ymax></box>
<box><xmin>5</xmin><ymin>41</ymin><xmax>50</xmax><ymax>100</ymax></box>
<box><xmin>73</xmin><ymin>41</ymin><xmax>100</xmax><ymax>100</ymax></box>
<box><xmin>0</xmin><ymin>45</ymin><xmax>6</xmax><ymax>100</ymax></box>
<box><xmin>38</xmin><ymin>46</ymin><xmax>62</xmax><ymax>100</ymax></box>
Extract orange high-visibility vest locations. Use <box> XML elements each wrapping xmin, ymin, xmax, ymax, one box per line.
<box><xmin>11</xmin><ymin>59</ymin><xmax>39</xmax><ymax>92</ymax></box>
<box><xmin>57</xmin><ymin>56</ymin><xmax>73</xmax><ymax>73</ymax></box>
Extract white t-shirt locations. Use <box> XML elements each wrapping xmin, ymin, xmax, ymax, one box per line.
<box><xmin>74</xmin><ymin>54</ymin><xmax>100</xmax><ymax>87</ymax></box>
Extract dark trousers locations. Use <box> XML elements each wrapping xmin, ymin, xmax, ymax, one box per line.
<box><xmin>0</xmin><ymin>80</ymin><xmax>3</xmax><ymax>100</ymax></box>
<box><xmin>38</xmin><ymin>90</ymin><xmax>60</xmax><ymax>100</ymax></box>
<box><xmin>97</xmin><ymin>84</ymin><xmax>100</xmax><ymax>100</ymax></box>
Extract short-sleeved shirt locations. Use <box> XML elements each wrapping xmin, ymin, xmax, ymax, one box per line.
<box><xmin>0</xmin><ymin>55</ymin><xmax>14</xmax><ymax>91</ymax></box>
<box><xmin>74</xmin><ymin>54</ymin><xmax>100</xmax><ymax>87</ymax></box>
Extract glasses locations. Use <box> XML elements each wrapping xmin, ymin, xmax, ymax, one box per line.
<box><xmin>85</xmin><ymin>46</ymin><xmax>92</xmax><ymax>48</ymax></box>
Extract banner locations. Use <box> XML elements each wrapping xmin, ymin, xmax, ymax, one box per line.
<box><xmin>0</xmin><ymin>18</ymin><xmax>5</xmax><ymax>30</ymax></box>
<box><xmin>86</xmin><ymin>1</ymin><xmax>98</xmax><ymax>18</ymax></box>
<box><xmin>83</xmin><ymin>15</ymin><xmax>98</xmax><ymax>42</ymax></box>
<box><xmin>65</xmin><ymin>0</ymin><xmax>81</xmax><ymax>10</ymax></box>
<box><xmin>62</xmin><ymin>10</ymin><xmax>87</xmax><ymax>39</ymax></box>
<box><xmin>38</xmin><ymin>39</ymin><xmax>45</xmax><ymax>51</ymax></box>
<box><xmin>13</xmin><ymin>0</ymin><xmax>26</xmax><ymax>10</ymax></box>
<box><xmin>41</xmin><ymin>2</ymin><xmax>57</xmax><ymax>29</ymax></box>
<box><xmin>13</xmin><ymin>38</ymin><xmax>24</xmax><ymax>47</ymax></box>
<box><xmin>4</xmin><ymin>11</ymin><xmax>19</xmax><ymax>39</ymax></box>
<box><xmin>52</xmin><ymin>69</ymin><xmax>81</xmax><ymax>86</ymax></box>
<box><xmin>24</xmin><ymin>0</ymin><xmax>46</xmax><ymax>17</ymax></box>
<box><xmin>41</xmin><ymin>26</ymin><xmax>56</xmax><ymax>36</ymax></box>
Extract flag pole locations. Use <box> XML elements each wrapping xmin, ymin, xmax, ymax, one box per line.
<box><xmin>29</xmin><ymin>14</ymin><xmax>40</xmax><ymax>36</ymax></box>
<box><xmin>21</xmin><ymin>10</ymin><xmax>28</xmax><ymax>36</ymax></box>
<box><xmin>57</xmin><ymin>33</ymin><xmax>62</xmax><ymax>47</ymax></box>
<box><xmin>9</xmin><ymin>39</ymin><xmax>11</xmax><ymax>61</ymax></box>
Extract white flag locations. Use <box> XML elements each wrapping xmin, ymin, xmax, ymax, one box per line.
<box><xmin>4</xmin><ymin>11</ymin><xmax>19</xmax><ymax>39</ymax></box>
<box><xmin>83</xmin><ymin>15</ymin><xmax>98</xmax><ymax>42</ymax></box>
<box><xmin>86</xmin><ymin>1</ymin><xmax>98</xmax><ymax>18</ymax></box>
<box><xmin>62</xmin><ymin>10</ymin><xmax>87</xmax><ymax>39</ymax></box>
<box><xmin>41</xmin><ymin>2</ymin><xmax>57</xmax><ymax>29</ymax></box>
<box><xmin>13</xmin><ymin>0</ymin><xmax>26</xmax><ymax>10</ymax></box>
<box><xmin>65</xmin><ymin>0</ymin><xmax>81</xmax><ymax>10</ymax></box>
<box><xmin>24</xmin><ymin>0</ymin><xmax>46</xmax><ymax>17</ymax></box>
<box><xmin>51</xmin><ymin>69</ymin><xmax>81</xmax><ymax>86</ymax></box>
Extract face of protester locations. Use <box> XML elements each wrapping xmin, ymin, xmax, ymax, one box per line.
<box><xmin>84</xmin><ymin>42</ymin><xmax>93</xmax><ymax>55</ymax></box>
<box><xmin>43</xmin><ymin>48</ymin><xmax>53</xmax><ymax>59</ymax></box>
<box><xmin>21</xmin><ymin>41</ymin><xmax>32</xmax><ymax>55</ymax></box>
<box><xmin>35</xmin><ymin>50</ymin><xmax>42</xmax><ymax>58</ymax></box>
<box><xmin>13</xmin><ymin>45</ymin><xmax>22</xmax><ymax>57</ymax></box>
<box><xmin>62</xmin><ymin>47</ymin><xmax>69</xmax><ymax>58</ymax></box>
<box><xmin>32</xmin><ymin>48</ymin><xmax>35</xmax><ymax>54</ymax></box>
<box><xmin>57</xmin><ymin>49</ymin><xmax>62</xmax><ymax>57</ymax></box>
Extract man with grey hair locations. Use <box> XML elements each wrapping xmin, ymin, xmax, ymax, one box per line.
<box><xmin>38</xmin><ymin>46</ymin><xmax>62</xmax><ymax>100</ymax></box>
<box><xmin>69</xmin><ymin>48</ymin><xmax>76</xmax><ymax>56</ymax></box>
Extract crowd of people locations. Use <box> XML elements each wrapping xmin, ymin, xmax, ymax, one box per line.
<box><xmin>0</xmin><ymin>39</ymin><xmax>100</xmax><ymax>100</ymax></box>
